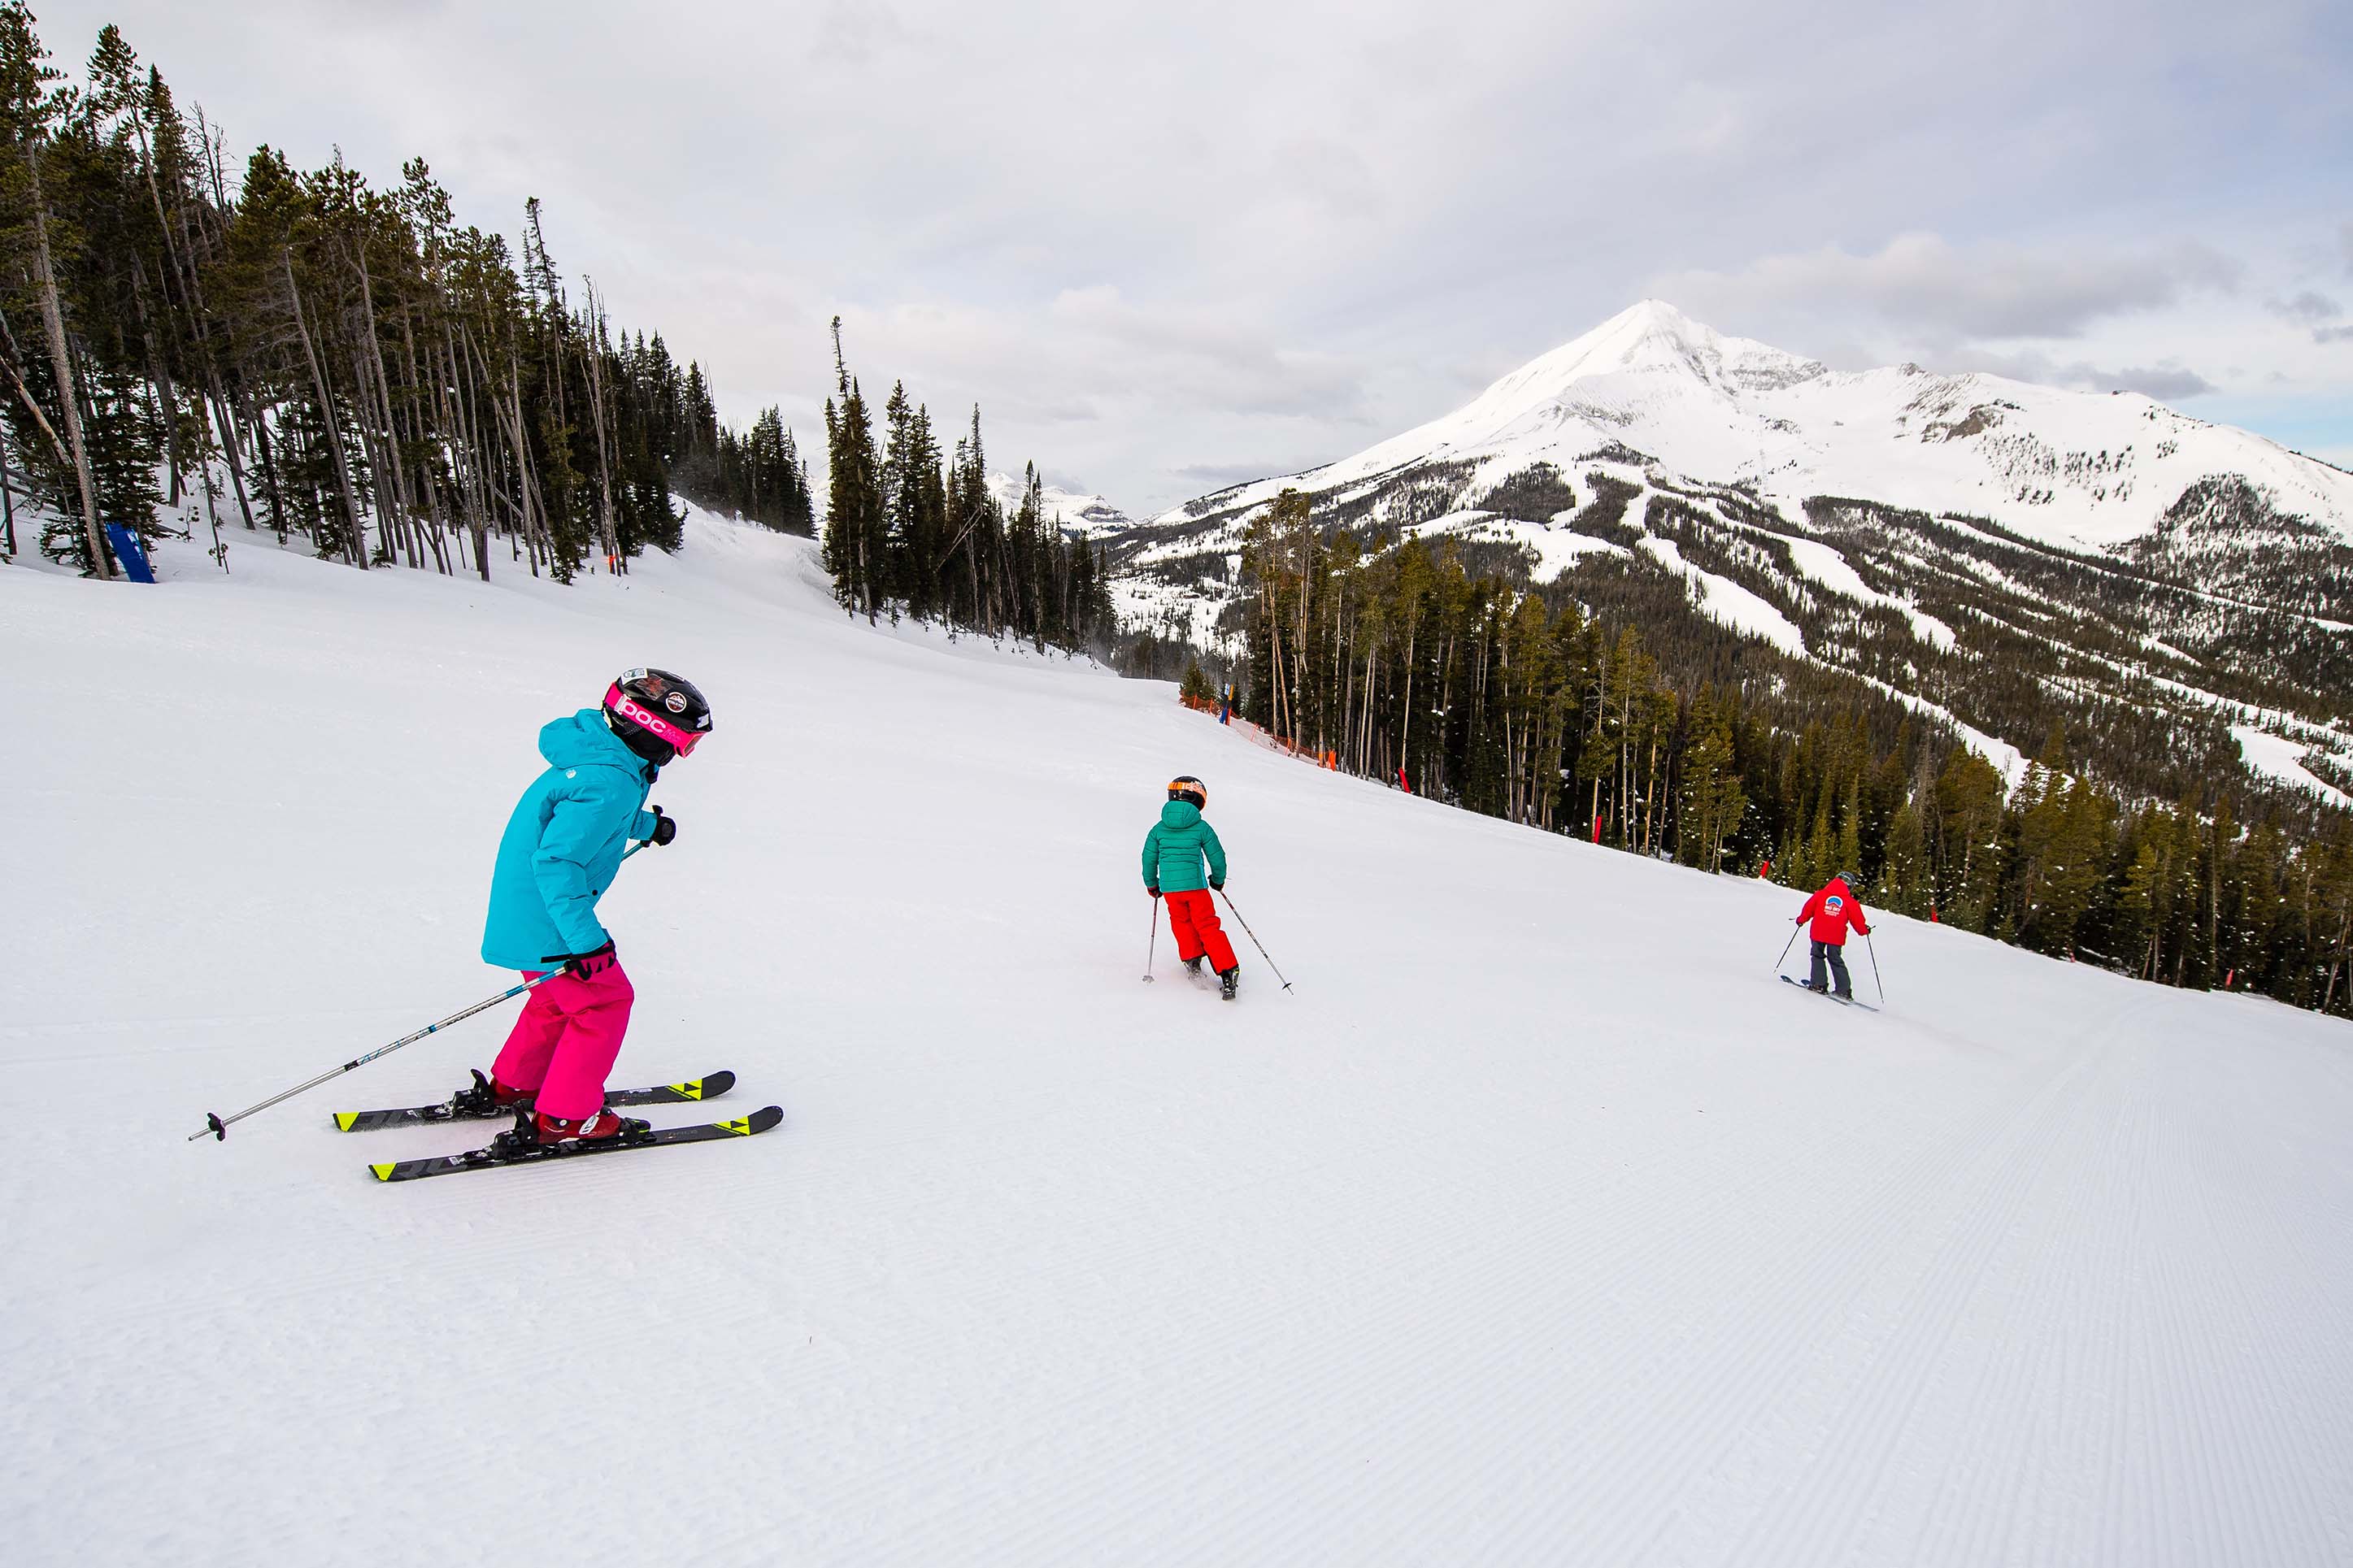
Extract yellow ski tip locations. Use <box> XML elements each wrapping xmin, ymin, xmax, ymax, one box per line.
<box><xmin>668</xmin><ymin>1079</ymin><xmax>705</xmax><ymax>1100</ymax></box>
<box><xmin>334</xmin><ymin>1112</ymin><xmax>359</xmax><ymax>1131</ymax></box>
<box><xmin>369</xmin><ymin>1162</ymin><xmax>397</xmax><ymax>1181</ymax></box>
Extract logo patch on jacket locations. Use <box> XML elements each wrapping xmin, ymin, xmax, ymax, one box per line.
<box><xmin>1825</xmin><ymin>895</ymin><xmax>1844</xmax><ymax>913</ymax></box>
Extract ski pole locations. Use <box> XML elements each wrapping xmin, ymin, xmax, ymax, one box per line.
<box><xmin>189</xmin><ymin>970</ymin><xmax>568</xmax><ymax>1142</ymax></box>
<box><xmin>1216</xmin><ymin>888</ymin><xmax>1294</xmax><ymax>992</ymax></box>
<box><xmin>190</xmin><ymin>835</ymin><xmax>650</xmax><ymax>1143</ymax></box>
<box><xmin>1773</xmin><ymin>923</ymin><xmax>1800</xmax><ymax>977</ymax></box>
<box><xmin>1142</xmin><ymin>895</ymin><xmax>1159</xmax><ymax>983</ymax></box>
<box><xmin>1866</xmin><ymin>931</ymin><xmax>1885</xmax><ymax>1004</ymax></box>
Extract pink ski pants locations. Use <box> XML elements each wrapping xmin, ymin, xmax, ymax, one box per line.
<box><xmin>491</xmin><ymin>962</ymin><xmax>633</xmax><ymax>1120</ymax></box>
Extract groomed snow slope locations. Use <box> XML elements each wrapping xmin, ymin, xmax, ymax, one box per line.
<box><xmin>7</xmin><ymin>515</ymin><xmax>2352</xmax><ymax>1566</ymax></box>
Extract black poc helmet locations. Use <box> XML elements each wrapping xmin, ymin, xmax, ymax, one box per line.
<box><xmin>1167</xmin><ymin>775</ymin><xmax>1207</xmax><ymax>809</ymax></box>
<box><xmin>603</xmin><ymin>667</ymin><xmax>712</xmax><ymax>765</ymax></box>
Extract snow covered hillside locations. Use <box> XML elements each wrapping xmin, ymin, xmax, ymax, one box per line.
<box><xmin>1153</xmin><ymin>301</ymin><xmax>2353</xmax><ymax>556</ymax></box>
<box><xmin>7</xmin><ymin>515</ymin><xmax>2352</xmax><ymax>1566</ymax></box>
<box><xmin>988</xmin><ymin>467</ymin><xmax>1137</xmax><ymax>536</ymax></box>
<box><xmin>1112</xmin><ymin>302</ymin><xmax>2353</xmax><ymax>807</ymax></box>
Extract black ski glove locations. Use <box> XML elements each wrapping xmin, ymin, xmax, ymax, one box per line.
<box><xmin>546</xmin><ymin>939</ymin><xmax>617</xmax><ymax>982</ymax></box>
<box><xmin>1210</xmin><ymin>876</ymin><xmax>1225</xmax><ymax>891</ymax></box>
<box><xmin>649</xmin><ymin>806</ymin><xmax>677</xmax><ymax>847</ymax></box>
<box><xmin>1146</xmin><ymin>884</ymin><xmax>1161</xmax><ymax>898</ymax></box>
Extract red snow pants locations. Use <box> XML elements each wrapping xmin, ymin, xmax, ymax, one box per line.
<box><xmin>1163</xmin><ymin>888</ymin><xmax>1237</xmax><ymax>972</ymax></box>
<box><xmin>491</xmin><ymin>962</ymin><xmax>633</xmax><ymax>1120</ymax></box>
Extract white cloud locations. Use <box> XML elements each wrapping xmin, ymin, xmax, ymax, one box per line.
<box><xmin>54</xmin><ymin>0</ymin><xmax>2353</xmax><ymax>509</ymax></box>
<box><xmin>1659</xmin><ymin>232</ymin><xmax>2241</xmax><ymax>341</ymax></box>
<box><xmin>1964</xmin><ymin>352</ymin><xmax>2216</xmax><ymax>401</ymax></box>
<box><xmin>2270</xmin><ymin>290</ymin><xmax>2343</xmax><ymax>326</ymax></box>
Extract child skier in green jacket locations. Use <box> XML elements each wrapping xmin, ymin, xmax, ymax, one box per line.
<box><xmin>1143</xmin><ymin>775</ymin><xmax>1241</xmax><ymax>998</ymax></box>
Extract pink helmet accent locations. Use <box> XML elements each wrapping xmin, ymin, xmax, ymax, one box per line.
<box><xmin>604</xmin><ymin>683</ymin><xmax>707</xmax><ymax>756</ymax></box>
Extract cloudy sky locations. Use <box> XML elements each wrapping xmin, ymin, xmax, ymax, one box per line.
<box><xmin>54</xmin><ymin>0</ymin><xmax>2353</xmax><ymax>512</ymax></box>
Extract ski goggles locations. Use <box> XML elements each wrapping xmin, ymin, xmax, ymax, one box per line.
<box><xmin>606</xmin><ymin>684</ymin><xmax>709</xmax><ymax>756</ymax></box>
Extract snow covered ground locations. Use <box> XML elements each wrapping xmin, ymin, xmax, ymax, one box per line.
<box><xmin>6</xmin><ymin>513</ymin><xmax>2352</xmax><ymax>1566</ymax></box>
<box><xmin>2232</xmin><ymin>723</ymin><xmax>2353</xmax><ymax>810</ymax></box>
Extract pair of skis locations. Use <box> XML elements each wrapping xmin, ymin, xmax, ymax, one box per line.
<box><xmin>1779</xmin><ymin>974</ymin><xmax>1880</xmax><ymax>1012</ymax></box>
<box><xmin>335</xmin><ymin>1071</ymin><xmax>781</xmax><ymax>1183</ymax></box>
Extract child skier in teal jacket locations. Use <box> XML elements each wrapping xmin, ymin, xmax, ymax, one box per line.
<box><xmin>1143</xmin><ymin>775</ymin><xmax>1241</xmax><ymax>997</ymax></box>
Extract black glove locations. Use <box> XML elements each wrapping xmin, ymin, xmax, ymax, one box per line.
<box><xmin>546</xmin><ymin>939</ymin><xmax>617</xmax><ymax>982</ymax></box>
<box><xmin>649</xmin><ymin>806</ymin><xmax>677</xmax><ymax>847</ymax></box>
<box><xmin>1210</xmin><ymin>877</ymin><xmax>1224</xmax><ymax>891</ymax></box>
<box><xmin>1146</xmin><ymin>884</ymin><xmax>1161</xmax><ymax>898</ymax></box>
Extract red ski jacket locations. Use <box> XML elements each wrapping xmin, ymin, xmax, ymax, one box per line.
<box><xmin>1797</xmin><ymin>877</ymin><xmax>1871</xmax><ymax>945</ymax></box>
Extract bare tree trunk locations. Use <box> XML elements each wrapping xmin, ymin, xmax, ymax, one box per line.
<box><xmin>349</xmin><ymin>247</ymin><xmax>420</xmax><ymax>567</ymax></box>
<box><xmin>29</xmin><ymin>168</ymin><xmax>109</xmax><ymax>577</ymax></box>
<box><xmin>450</xmin><ymin>324</ymin><xmax>490</xmax><ymax>579</ymax></box>
<box><xmin>0</xmin><ymin>316</ymin><xmax>76</xmax><ymax>471</ymax></box>
<box><xmin>125</xmin><ymin>255</ymin><xmax>184</xmax><ymax>504</ymax></box>
<box><xmin>140</xmin><ymin>116</ymin><xmax>260</xmax><ymax>535</ymax></box>
<box><xmin>283</xmin><ymin>250</ymin><xmax>367</xmax><ymax>566</ymax></box>
<box><xmin>501</xmin><ymin>350</ymin><xmax>546</xmax><ymax>576</ymax></box>
<box><xmin>250</xmin><ymin>393</ymin><xmax>288</xmax><ymax>541</ymax></box>
<box><xmin>582</xmin><ymin>283</ymin><xmax>620</xmax><ymax>570</ymax></box>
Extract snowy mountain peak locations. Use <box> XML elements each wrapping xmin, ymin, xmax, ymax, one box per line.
<box><xmin>1245</xmin><ymin>301</ymin><xmax>1836</xmax><ymax>491</ymax></box>
<box><xmin>1491</xmin><ymin>299</ymin><xmax>1829</xmax><ymax>404</ymax></box>
<box><xmin>1146</xmin><ymin>298</ymin><xmax>2353</xmax><ymax>560</ymax></box>
<box><xmin>986</xmin><ymin>470</ymin><xmax>1136</xmax><ymax>538</ymax></box>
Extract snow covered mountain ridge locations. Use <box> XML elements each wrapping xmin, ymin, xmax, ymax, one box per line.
<box><xmin>1107</xmin><ymin>301</ymin><xmax>2353</xmax><ymax>808</ymax></box>
<box><xmin>987</xmin><ymin>470</ymin><xmax>1136</xmax><ymax>537</ymax></box>
<box><xmin>1158</xmin><ymin>300</ymin><xmax>2353</xmax><ymax>552</ymax></box>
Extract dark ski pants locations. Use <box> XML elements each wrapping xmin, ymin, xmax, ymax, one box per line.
<box><xmin>1808</xmin><ymin>940</ymin><xmax>1852</xmax><ymax>997</ymax></box>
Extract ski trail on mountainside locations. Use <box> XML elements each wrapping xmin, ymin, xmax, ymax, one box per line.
<box><xmin>5</xmin><ymin>512</ymin><xmax>2352</xmax><ymax>1566</ymax></box>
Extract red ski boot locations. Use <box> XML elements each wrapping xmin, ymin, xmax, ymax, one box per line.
<box><xmin>529</xmin><ymin>1106</ymin><xmax>653</xmax><ymax>1145</ymax></box>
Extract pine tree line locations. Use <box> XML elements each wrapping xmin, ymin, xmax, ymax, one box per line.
<box><xmin>820</xmin><ymin>319</ymin><xmax>1113</xmax><ymax>652</ymax></box>
<box><xmin>1234</xmin><ymin>489</ymin><xmax>2353</xmax><ymax>1019</ymax></box>
<box><xmin>0</xmin><ymin>9</ymin><xmax>812</xmax><ymax>581</ymax></box>
<box><xmin>1133</xmin><ymin>460</ymin><xmax>2351</xmax><ymax>821</ymax></box>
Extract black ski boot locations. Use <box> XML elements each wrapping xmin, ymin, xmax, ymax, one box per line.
<box><xmin>1184</xmin><ymin>957</ymin><xmax>1204</xmax><ymax>978</ymax></box>
<box><xmin>1219</xmin><ymin>966</ymin><xmax>1239</xmax><ymax>1001</ymax></box>
<box><xmin>489</xmin><ymin>1108</ymin><xmax>541</xmax><ymax>1158</ymax></box>
<box><xmin>446</xmin><ymin>1068</ymin><xmax>530</xmax><ymax>1119</ymax></box>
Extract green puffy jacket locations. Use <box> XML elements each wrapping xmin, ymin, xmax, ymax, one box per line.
<box><xmin>1142</xmin><ymin>799</ymin><xmax>1226</xmax><ymax>893</ymax></box>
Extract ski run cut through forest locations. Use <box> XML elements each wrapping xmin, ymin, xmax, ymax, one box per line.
<box><xmin>7</xmin><ymin>510</ymin><xmax>2353</xmax><ymax>1566</ymax></box>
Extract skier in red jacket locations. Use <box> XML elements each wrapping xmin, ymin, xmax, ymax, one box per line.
<box><xmin>1795</xmin><ymin>872</ymin><xmax>1871</xmax><ymax>999</ymax></box>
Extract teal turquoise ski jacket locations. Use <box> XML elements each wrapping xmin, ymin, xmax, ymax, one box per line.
<box><xmin>1142</xmin><ymin>799</ymin><xmax>1226</xmax><ymax>893</ymax></box>
<box><xmin>481</xmin><ymin>710</ymin><xmax>661</xmax><ymax>969</ymax></box>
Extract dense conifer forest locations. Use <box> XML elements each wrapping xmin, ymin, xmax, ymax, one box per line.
<box><xmin>0</xmin><ymin>7</ymin><xmax>813</xmax><ymax>583</ymax></box>
<box><xmin>819</xmin><ymin>322</ymin><xmax>1115</xmax><ymax>653</ymax></box>
<box><xmin>1224</xmin><ymin>489</ymin><xmax>2353</xmax><ymax>1018</ymax></box>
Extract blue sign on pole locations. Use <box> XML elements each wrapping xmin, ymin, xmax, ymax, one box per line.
<box><xmin>102</xmin><ymin>523</ymin><xmax>155</xmax><ymax>584</ymax></box>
